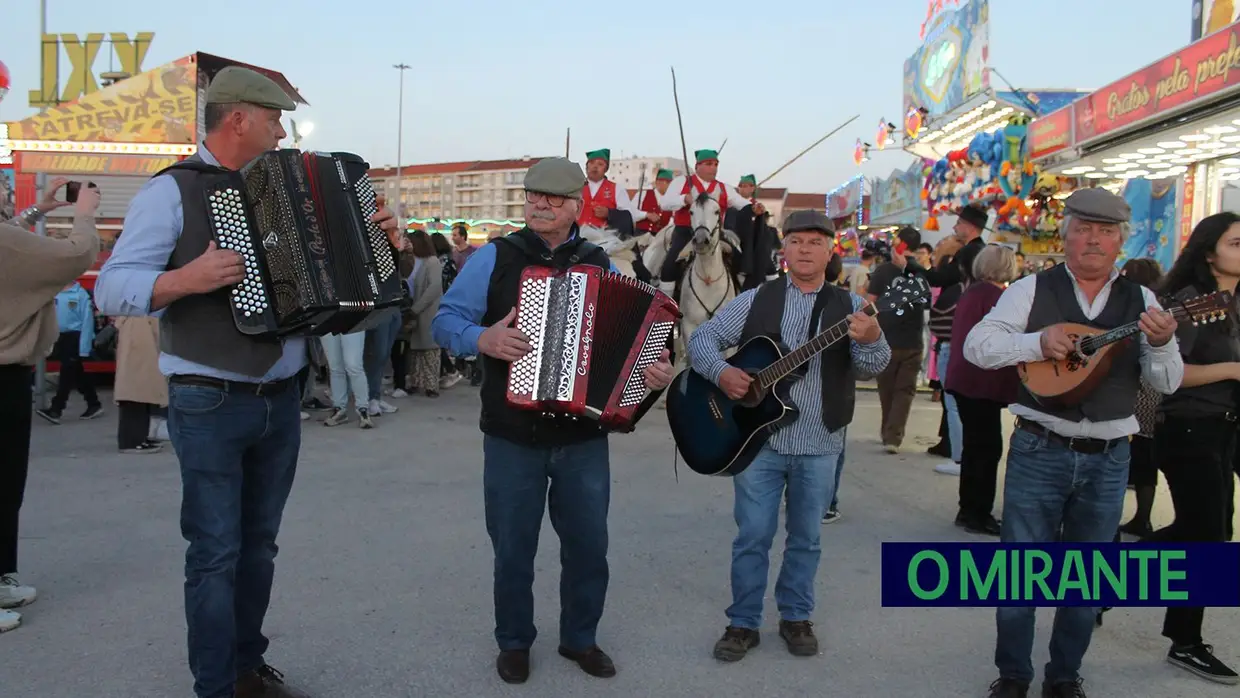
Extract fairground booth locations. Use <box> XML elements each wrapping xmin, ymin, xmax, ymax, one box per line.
<box><xmin>825</xmin><ymin>174</ymin><xmax>869</xmax><ymax>262</ymax></box>
<box><xmin>1030</xmin><ymin>17</ymin><xmax>1240</xmax><ymax>271</ymax></box>
<box><xmin>1</xmin><ymin>51</ymin><xmax>305</xmax><ymax>374</ymax></box>
<box><xmin>407</xmin><ymin>217</ymin><xmax>524</xmax><ymax>241</ymax></box>
<box><xmin>897</xmin><ymin>0</ymin><xmax>1087</xmax><ymax>264</ymax></box>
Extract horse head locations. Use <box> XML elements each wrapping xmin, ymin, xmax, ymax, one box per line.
<box><xmin>689</xmin><ymin>192</ymin><xmax>723</xmax><ymax>254</ymax></box>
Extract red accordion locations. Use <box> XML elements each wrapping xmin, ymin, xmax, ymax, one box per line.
<box><xmin>506</xmin><ymin>265</ymin><xmax>679</xmax><ymax>429</ymax></box>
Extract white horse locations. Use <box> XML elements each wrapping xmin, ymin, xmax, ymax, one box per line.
<box><xmin>642</xmin><ymin>193</ymin><xmax>739</xmax><ymax>374</ymax></box>
<box><xmin>577</xmin><ymin>224</ymin><xmax>648</xmax><ymax>278</ymax></box>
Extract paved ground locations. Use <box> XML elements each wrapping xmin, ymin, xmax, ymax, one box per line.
<box><xmin>4</xmin><ymin>384</ymin><xmax>1238</xmax><ymax>698</ymax></box>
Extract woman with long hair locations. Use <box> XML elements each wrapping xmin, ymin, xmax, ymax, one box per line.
<box><xmin>943</xmin><ymin>244</ymin><xmax>1019</xmax><ymax>536</ymax></box>
<box><xmin>1117</xmin><ymin>258</ymin><xmax>1164</xmax><ymax>537</ymax></box>
<box><xmin>400</xmin><ymin>230</ymin><xmax>444</xmax><ymax>397</ymax></box>
<box><xmin>1148</xmin><ymin>212</ymin><xmax>1240</xmax><ymax>684</ymax></box>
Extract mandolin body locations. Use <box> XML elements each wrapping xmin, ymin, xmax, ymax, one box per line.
<box><xmin>1016</xmin><ymin>322</ymin><xmax>1126</xmax><ymax>409</ymax></box>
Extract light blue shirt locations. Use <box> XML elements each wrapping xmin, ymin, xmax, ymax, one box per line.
<box><xmin>431</xmin><ymin>230</ymin><xmax>619</xmax><ymax>358</ymax></box>
<box><xmin>687</xmin><ymin>277</ymin><xmax>892</xmax><ymax>456</ymax></box>
<box><xmin>94</xmin><ymin>143</ymin><xmax>307</xmax><ymax>382</ymax></box>
<box><xmin>54</xmin><ymin>283</ymin><xmax>97</xmax><ymax>357</ymax></box>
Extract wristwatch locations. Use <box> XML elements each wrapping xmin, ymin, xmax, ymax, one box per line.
<box><xmin>18</xmin><ymin>205</ymin><xmax>45</xmax><ymax>226</ymax></box>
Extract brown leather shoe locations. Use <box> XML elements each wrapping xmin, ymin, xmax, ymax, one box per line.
<box><xmin>557</xmin><ymin>645</ymin><xmax>616</xmax><ymax>678</ymax></box>
<box><xmin>778</xmin><ymin>620</ymin><xmax>819</xmax><ymax>656</ymax></box>
<box><xmin>496</xmin><ymin>649</ymin><xmax>530</xmax><ymax>684</ymax></box>
<box><xmin>234</xmin><ymin>665</ymin><xmax>311</xmax><ymax>698</ymax></box>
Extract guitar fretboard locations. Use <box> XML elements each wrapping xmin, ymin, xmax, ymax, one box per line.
<box><xmin>756</xmin><ymin>304</ymin><xmax>879</xmax><ymax>389</ymax></box>
<box><xmin>1078</xmin><ymin>305</ymin><xmax>1191</xmax><ymax>354</ymax></box>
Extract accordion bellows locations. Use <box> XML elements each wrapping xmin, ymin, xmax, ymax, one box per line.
<box><xmin>204</xmin><ymin>149</ymin><xmax>405</xmax><ymax>337</ymax></box>
<box><xmin>506</xmin><ymin>265</ymin><xmax>679</xmax><ymax>430</ymax></box>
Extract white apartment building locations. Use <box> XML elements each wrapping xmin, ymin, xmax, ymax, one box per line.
<box><xmin>369</xmin><ymin>156</ymin><xmax>551</xmax><ymax>222</ymax></box>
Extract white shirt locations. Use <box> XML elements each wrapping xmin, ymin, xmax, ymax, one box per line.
<box><xmin>963</xmin><ymin>266</ymin><xmax>1184</xmax><ymax>440</ymax></box>
<box><xmin>585</xmin><ymin>178</ymin><xmax>644</xmax><ymax>224</ymax></box>
<box><xmin>655</xmin><ymin>175</ymin><xmax>752</xmax><ymax>213</ymax></box>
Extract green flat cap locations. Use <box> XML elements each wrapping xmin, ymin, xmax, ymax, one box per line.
<box><xmin>655</xmin><ymin>168</ymin><xmax>674</xmax><ymax>180</ymax></box>
<box><xmin>524</xmin><ymin>157</ymin><xmax>586</xmax><ymax>198</ymax></box>
<box><xmin>585</xmin><ymin>148</ymin><xmax>610</xmax><ymax>162</ymax></box>
<box><xmin>695</xmin><ymin>149</ymin><xmax>719</xmax><ymax>163</ymax></box>
<box><xmin>207</xmin><ymin>66</ymin><xmax>296</xmax><ymax>111</ymax></box>
<box><xmin>1064</xmin><ymin>187</ymin><xmax>1131</xmax><ymax>224</ymax></box>
<box><xmin>783</xmin><ymin>209</ymin><xmax>835</xmax><ymax>236</ymax></box>
<box><xmin>739</xmin><ymin>174</ymin><xmax>756</xmax><ymax>186</ymax></box>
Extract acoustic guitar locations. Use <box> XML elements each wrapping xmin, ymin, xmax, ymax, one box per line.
<box><xmin>665</xmin><ymin>276</ymin><xmax>931</xmax><ymax>477</ymax></box>
<box><xmin>1017</xmin><ymin>290</ymin><xmax>1233</xmax><ymax>409</ymax></box>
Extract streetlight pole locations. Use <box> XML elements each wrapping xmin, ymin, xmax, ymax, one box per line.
<box><xmin>394</xmin><ymin>63</ymin><xmax>410</xmax><ymax>219</ymax></box>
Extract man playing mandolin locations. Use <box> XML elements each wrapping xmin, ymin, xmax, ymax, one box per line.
<box><xmin>963</xmin><ymin>188</ymin><xmax>1183</xmax><ymax>698</ymax></box>
<box><xmin>686</xmin><ymin>209</ymin><xmax>890</xmax><ymax>662</ymax></box>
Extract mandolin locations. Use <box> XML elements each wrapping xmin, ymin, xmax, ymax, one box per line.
<box><xmin>1017</xmin><ymin>290</ymin><xmax>1233</xmax><ymax>408</ymax></box>
<box><xmin>665</xmin><ymin>275</ymin><xmax>930</xmax><ymax>477</ymax></box>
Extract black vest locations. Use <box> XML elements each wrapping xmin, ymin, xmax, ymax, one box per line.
<box><xmin>478</xmin><ymin>227</ymin><xmax>615</xmax><ymax>447</ymax></box>
<box><xmin>155</xmin><ymin>155</ymin><xmax>284</xmax><ymax>378</ymax></box>
<box><xmin>737</xmin><ymin>278</ymin><xmax>857</xmax><ymax>431</ymax></box>
<box><xmin>1014</xmin><ymin>264</ymin><xmax>1144</xmax><ymax>422</ymax></box>
<box><xmin>1158</xmin><ymin>285</ymin><xmax>1240</xmax><ymax>418</ymax></box>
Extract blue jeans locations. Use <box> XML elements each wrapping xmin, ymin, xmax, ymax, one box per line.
<box><xmin>364</xmin><ymin>311</ymin><xmax>401</xmax><ymax>401</ymax></box>
<box><xmin>482</xmin><ymin>434</ymin><xmax>610</xmax><ymax>652</ymax></box>
<box><xmin>938</xmin><ymin>341</ymin><xmax>963</xmax><ymax>463</ymax></box>
<box><xmin>320</xmin><ymin>332</ymin><xmax>368</xmax><ymax>410</ymax></box>
<box><xmin>729</xmin><ymin>445</ymin><xmax>837</xmax><ymax>629</ymax></box>
<box><xmin>994</xmin><ymin>428</ymin><xmax>1129</xmax><ymax>685</ymax></box>
<box><xmin>167</xmin><ymin>380</ymin><xmax>302</xmax><ymax>698</ymax></box>
<box><xmin>828</xmin><ymin>428</ymin><xmax>846</xmax><ymax>512</ymax></box>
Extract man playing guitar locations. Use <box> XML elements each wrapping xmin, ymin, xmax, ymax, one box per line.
<box><xmin>963</xmin><ymin>188</ymin><xmax>1182</xmax><ymax>698</ymax></box>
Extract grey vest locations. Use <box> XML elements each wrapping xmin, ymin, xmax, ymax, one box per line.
<box><xmin>1014</xmin><ymin>264</ymin><xmax>1144</xmax><ymax>422</ymax></box>
<box><xmin>156</xmin><ymin>154</ymin><xmax>284</xmax><ymax>378</ymax></box>
<box><xmin>738</xmin><ymin>278</ymin><xmax>856</xmax><ymax>431</ymax></box>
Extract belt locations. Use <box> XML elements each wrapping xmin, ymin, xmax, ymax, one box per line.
<box><xmin>1015</xmin><ymin>418</ymin><xmax>1126</xmax><ymax>455</ymax></box>
<box><xmin>169</xmin><ymin>374</ymin><xmax>296</xmax><ymax>397</ymax></box>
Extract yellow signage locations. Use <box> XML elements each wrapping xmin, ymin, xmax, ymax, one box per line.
<box><xmin>19</xmin><ymin>152</ymin><xmax>179</xmax><ymax>175</ymax></box>
<box><xmin>12</xmin><ymin>57</ymin><xmax>197</xmax><ymax>144</ymax></box>
<box><xmin>29</xmin><ymin>32</ymin><xmax>155</xmax><ymax>108</ymax></box>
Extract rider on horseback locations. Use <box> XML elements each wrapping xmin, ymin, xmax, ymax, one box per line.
<box><xmin>577</xmin><ymin>148</ymin><xmax>649</xmax><ymax>235</ymax></box>
<box><xmin>654</xmin><ymin>149</ymin><xmax>762</xmax><ymax>294</ymax></box>
<box><xmin>636</xmin><ymin>168</ymin><xmax>675</xmax><ymax>237</ymax></box>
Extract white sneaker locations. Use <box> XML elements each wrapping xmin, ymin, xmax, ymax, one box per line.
<box><xmin>934</xmin><ymin>461</ymin><xmax>961</xmax><ymax>476</ymax></box>
<box><xmin>0</xmin><ymin>608</ymin><xmax>20</xmax><ymax>632</ymax></box>
<box><xmin>376</xmin><ymin>399</ymin><xmax>397</xmax><ymax>414</ymax></box>
<box><xmin>0</xmin><ymin>574</ymin><xmax>37</xmax><ymax>609</ymax></box>
<box><xmin>391</xmin><ymin>388</ymin><xmax>409</xmax><ymax>398</ymax></box>
<box><xmin>368</xmin><ymin>399</ymin><xmax>382</xmax><ymax>416</ymax></box>
<box><xmin>439</xmin><ymin>373</ymin><xmax>462</xmax><ymax>390</ymax></box>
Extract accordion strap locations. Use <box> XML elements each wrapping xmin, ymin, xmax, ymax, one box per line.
<box><xmin>152</xmin><ymin>159</ymin><xmax>231</xmax><ymax>179</ymax></box>
<box><xmin>497</xmin><ymin>229</ymin><xmax>605</xmax><ymax>267</ymax></box>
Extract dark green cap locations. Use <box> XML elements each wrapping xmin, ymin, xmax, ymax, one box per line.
<box><xmin>695</xmin><ymin>149</ymin><xmax>719</xmax><ymax>163</ymax></box>
<box><xmin>585</xmin><ymin>148</ymin><xmax>610</xmax><ymax>162</ymax></box>
<box><xmin>739</xmin><ymin>174</ymin><xmax>756</xmax><ymax>186</ymax></box>
<box><xmin>524</xmin><ymin>157</ymin><xmax>586</xmax><ymax>198</ymax></box>
<box><xmin>207</xmin><ymin>66</ymin><xmax>296</xmax><ymax>111</ymax></box>
<box><xmin>655</xmin><ymin>168</ymin><xmax>674</xmax><ymax>180</ymax></box>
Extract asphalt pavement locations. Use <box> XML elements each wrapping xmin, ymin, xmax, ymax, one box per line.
<box><xmin>4</xmin><ymin>385</ymin><xmax>1238</xmax><ymax>698</ymax></box>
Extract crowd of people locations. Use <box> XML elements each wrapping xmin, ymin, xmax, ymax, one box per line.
<box><xmin>0</xmin><ymin>65</ymin><xmax>1239</xmax><ymax>698</ymax></box>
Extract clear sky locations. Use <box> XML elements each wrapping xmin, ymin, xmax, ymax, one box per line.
<box><xmin>1</xmin><ymin>0</ymin><xmax>1191</xmax><ymax>192</ymax></box>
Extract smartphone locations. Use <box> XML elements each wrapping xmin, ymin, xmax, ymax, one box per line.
<box><xmin>64</xmin><ymin>181</ymin><xmax>97</xmax><ymax>203</ymax></box>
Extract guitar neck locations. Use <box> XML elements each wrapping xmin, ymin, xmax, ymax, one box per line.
<box><xmin>1078</xmin><ymin>305</ymin><xmax>1191</xmax><ymax>354</ymax></box>
<box><xmin>756</xmin><ymin>304</ymin><xmax>879</xmax><ymax>389</ymax></box>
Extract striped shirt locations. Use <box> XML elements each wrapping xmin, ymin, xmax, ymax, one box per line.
<box><xmin>687</xmin><ymin>277</ymin><xmax>892</xmax><ymax>456</ymax></box>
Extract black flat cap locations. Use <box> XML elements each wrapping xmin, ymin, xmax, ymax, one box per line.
<box><xmin>1064</xmin><ymin>187</ymin><xmax>1131</xmax><ymax>224</ymax></box>
<box><xmin>782</xmin><ymin>209</ymin><xmax>835</xmax><ymax>236</ymax></box>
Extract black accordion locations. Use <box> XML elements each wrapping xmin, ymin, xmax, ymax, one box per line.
<box><xmin>506</xmin><ymin>264</ymin><xmax>679</xmax><ymax>430</ymax></box>
<box><xmin>191</xmin><ymin>149</ymin><xmax>406</xmax><ymax>337</ymax></box>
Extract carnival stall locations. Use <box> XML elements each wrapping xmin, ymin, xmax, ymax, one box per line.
<box><xmin>825</xmin><ymin>174</ymin><xmax>868</xmax><ymax>263</ymax></box>
<box><xmin>406</xmin><ymin>217</ymin><xmax>524</xmax><ymax>243</ymax></box>
<box><xmin>2</xmin><ymin>52</ymin><xmax>306</xmax><ymax>374</ymax></box>
<box><xmin>1030</xmin><ymin>18</ymin><xmax>1240</xmax><ymax>270</ymax></box>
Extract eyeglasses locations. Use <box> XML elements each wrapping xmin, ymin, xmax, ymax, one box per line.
<box><xmin>525</xmin><ymin>191</ymin><xmax>569</xmax><ymax>208</ymax></box>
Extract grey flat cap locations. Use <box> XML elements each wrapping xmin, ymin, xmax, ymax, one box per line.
<box><xmin>782</xmin><ymin>209</ymin><xmax>835</xmax><ymax>236</ymax></box>
<box><xmin>524</xmin><ymin>157</ymin><xmax>586</xmax><ymax>198</ymax></box>
<box><xmin>207</xmin><ymin>66</ymin><xmax>296</xmax><ymax>111</ymax></box>
<box><xmin>1064</xmin><ymin>187</ymin><xmax>1130</xmax><ymax>224</ymax></box>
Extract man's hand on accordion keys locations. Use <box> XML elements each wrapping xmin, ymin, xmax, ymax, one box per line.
<box><xmin>370</xmin><ymin>201</ymin><xmax>409</xmax><ymax>252</ymax></box>
<box><xmin>478</xmin><ymin>307</ymin><xmax>533</xmax><ymax>362</ymax></box>
<box><xmin>179</xmin><ymin>241</ymin><xmax>246</xmax><ymax>295</ymax></box>
<box><xmin>642</xmin><ymin>349</ymin><xmax>675</xmax><ymax>391</ymax></box>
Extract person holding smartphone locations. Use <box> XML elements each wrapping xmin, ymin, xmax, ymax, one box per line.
<box><xmin>0</xmin><ymin>181</ymin><xmax>101</xmax><ymax>632</ymax></box>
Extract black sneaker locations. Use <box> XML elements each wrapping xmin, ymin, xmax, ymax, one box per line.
<box><xmin>1041</xmin><ymin>677</ymin><xmax>1086</xmax><ymax>697</ymax></box>
<box><xmin>80</xmin><ymin>404</ymin><xmax>104</xmax><ymax>420</ymax></box>
<box><xmin>1167</xmin><ymin>643</ymin><xmax>1240</xmax><ymax>684</ymax></box>
<box><xmin>35</xmin><ymin>408</ymin><xmax>62</xmax><ymax>425</ymax></box>
<box><xmin>358</xmin><ymin>408</ymin><xmax>375</xmax><ymax>429</ymax></box>
<box><xmin>955</xmin><ymin>512</ymin><xmax>1001</xmax><ymax>536</ymax></box>
<box><xmin>712</xmin><ymin>626</ymin><xmax>759</xmax><ymax>662</ymax></box>
<box><xmin>778</xmin><ymin>619</ymin><xmax>818</xmax><ymax>656</ymax></box>
<box><xmin>821</xmin><ymin>508</ymin><xmax>842</xmax><ymax>524</ymax></box>
<box><xmin>988</xmin><ymin>678</ymin><xmax>1029</xmax><ymax>697</ymax></box>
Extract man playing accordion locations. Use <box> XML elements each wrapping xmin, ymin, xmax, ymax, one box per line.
<box><xmin>432</xmin><ymin>157</ymin><xmax>674</xmax><ymax>685</ymax></box>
